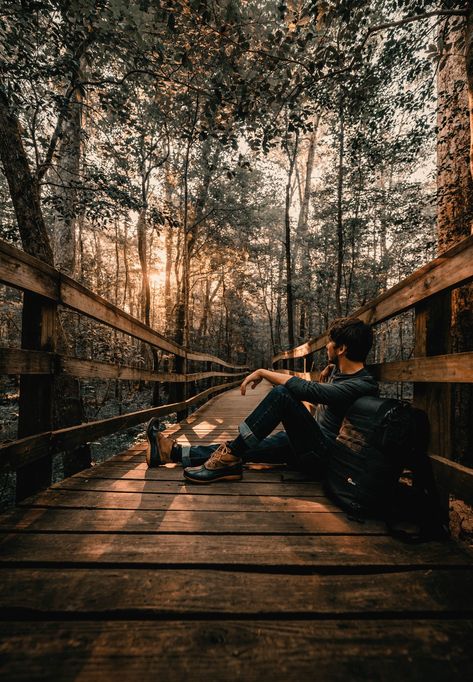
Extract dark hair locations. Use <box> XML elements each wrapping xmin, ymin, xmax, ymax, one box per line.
<box><xmin>328</xmin><ymin>317</ymin><xmax>373</xmax><ymax>362</ymax></box>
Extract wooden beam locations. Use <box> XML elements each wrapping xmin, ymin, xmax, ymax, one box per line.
<box><xmin>273</xmin><ymin>235</ymin><xmax>473</xmax><ymax>362</ymax></box>
<box><xmin>369</xmin><ymin>352</ymin><xmax>473</xmax><ymax>383</ymax></box>
<box><xmin>0</xmin><ymin>240</ymin><xmax>248</xmax><ymax>370</ymax></box>
<box><xmin>0</xmin><ymin>380</ymin><xmax>242</xmax><ymax>473</ymax></box>
<box><xmin>0</xmin><ymin>348</ymin><xmax>54</xmax><ymax>374</ymax></box>
<box><xmin>275</xmin><ymin>353</ymin><xmax>473</xmax><ymax>384</ymax></box>
<box><xmin>0</xmin><ymin>348</ymin><xmax>247</xmax><ymax>382</ymax></box>
<box><xmin>430</xmin><ymin>454</ymin><xmax>473</xmax><ymax>508</ymax></box>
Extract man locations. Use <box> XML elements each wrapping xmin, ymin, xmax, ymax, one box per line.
<box><xmin>146</xmin><ymin>317</ymin><xmax>378</xmax><ymax>483</ymax></box>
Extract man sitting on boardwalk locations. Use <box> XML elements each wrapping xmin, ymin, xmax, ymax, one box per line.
<box><xmin>146</xmin><ymin>317</ymin><xmax>378</xmax><ymax>483</ymax></box>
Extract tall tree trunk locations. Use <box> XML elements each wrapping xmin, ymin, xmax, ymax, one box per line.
<box><xmin>284</xmin><ymin>132</ymin><xmax>298</xmax><ymax>349</ymax></box>
<box><xmin>50</xmin><ymin>75</ymin><xmax>83</xmax><ymax>275</ymax></box>
<box><xmin>295</xmin><ymin>118</ymin><xmax>319</xmax><ymax>340</ymax></box>
<box><xmin>164</xmin><ymin>165</ymin><xmax>174</xmax><ymax>335</ymax></box>
<box><xmin>335</xmin><ymin>91</ymin><xmax>345</xmax><ymax>317</ymax></box>
<box><xmin>136</xmin><ymin>207</ymin><xmax>151</xmax><ymax>325</ymax></box>
<box><xmin>0</xmin><ymin>84</ymin><xmax>89</xmax><ymax>479</ymax></box>
<box><xmin>437</xmin><ymin>14</ymin><xmax>473</xmax><ymax>466</ymax></box>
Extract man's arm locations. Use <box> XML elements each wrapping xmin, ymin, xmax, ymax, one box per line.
<box><xmin>240</xmin><ymin>368</ymin><xmax>293</xmax><ymax>395</ymax></box>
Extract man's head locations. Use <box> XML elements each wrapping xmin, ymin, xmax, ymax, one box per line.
<box><xmin>326</xmin><ymin>317</ymin><xmax>373</xmax><ymax>364</ymax></box>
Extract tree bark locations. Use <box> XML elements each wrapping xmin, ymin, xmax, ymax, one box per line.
<box><xmin>283</xmin><ymin>131</ymin><xmax>298</xmax><ymax>350</ymax></box>
<box><xmin>0</xmin><ymin>83</ymin><xmax>90</xmax><ymax>480</ymax></box>
<box><xmin>50</xmin><ymin>73</ymin><xmax>83</xmax><ymax>275</ymax></box>
<box><xmin>437</xmin><ymin>14</ymin><xmax>473</xmax><ymax>466</ymax></box>
<box><xmin>136</xmin><ymin>207</ymin><xmax>151</xmax><ymax>325</ymax></box>
<box><xmin>335</xmin><ymin>90</ymin><xmax>345</xmax><ymax>317</ymax></box>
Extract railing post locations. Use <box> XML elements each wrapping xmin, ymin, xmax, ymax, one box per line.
<box><xmin>206</xmin><ymin>361</ymin><xmax>212</xmax><ymax>390</ymax></box>
<box><xmin>175</xmin><ymin>353</ymin><xmax>187</xmax><ymax>421</ymax></box>
<box><xmin>16</xmin><ymin>292</ymin><xmax>56</xmax><ymax>501</ymax></box>
<box><xmin>414</xmin><ymin>293</ymin><xmax>452</xmax><ymax>510</ymax></box>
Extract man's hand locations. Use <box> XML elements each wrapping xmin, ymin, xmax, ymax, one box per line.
<box><xmin>319</xmin><ymin>364</ymin><xmax>335</xmax><ymax>383</ymax></box>
<box><xmin>240</xmin><ymin>370</ymin><xmax>263</xmax><ymax>395</ymax></box>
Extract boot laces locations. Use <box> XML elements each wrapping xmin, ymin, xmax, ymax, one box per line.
<box><xmin>207</xmin><ymin>442</ymin><xmax>234</xmax><ymax>465</ymax></box>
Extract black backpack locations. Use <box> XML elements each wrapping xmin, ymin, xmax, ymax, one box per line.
<box><xmin>324</xmin><ymin>396</ymin><xmax>450</xmax><ymax>542</ymax></box>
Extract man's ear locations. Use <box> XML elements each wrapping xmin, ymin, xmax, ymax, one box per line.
<box><xmin>337</xmin><ymin>344</ymin><xmax>347</xmax><ymax>357</ymax></box>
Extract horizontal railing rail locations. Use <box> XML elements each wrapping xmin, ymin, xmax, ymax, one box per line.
<box><xmin>0</xmin><ymin>348</ymin><xmax>246</xmax><ymax>383</ymax></box>
<box><xmin>273</xmin><ymin>234</ymin><xmax>473</xmax><ymax>363</ymax></box>
<box><xmin>0</xmin><ymin>240</ymin><xmax>249</xmax><ymax>499</ymax></box>
<box><xmin>271</xmin><ymin>234</ymin><xmax>473</xmax><ymax>508</ymax></box>
<box><xmin>274</xmin><ymin>353</ymin><xmax>473</xmax><ymax>384</ymax></box>
<box><xmin>0</xmin><ymin>240</ymin><xmax>247</xmax><ymax>368</ymax></box>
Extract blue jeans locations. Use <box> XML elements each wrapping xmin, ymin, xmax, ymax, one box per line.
<box><xmin>181</xmin><ymin>385</ymin><xmax>329</xmax><ymax>477</ymax></box>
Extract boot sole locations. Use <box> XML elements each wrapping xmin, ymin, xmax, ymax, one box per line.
<box><xmin>183</xmin><ymin>472</ymin><xmax>242</xmax><ymax>484</ymax></box>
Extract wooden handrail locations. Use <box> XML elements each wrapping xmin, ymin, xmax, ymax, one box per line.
<box><xmin>273</xmin><ymin>234</ymin><xmax>473</xmax><ymax>363</ymax></box>
<box><xmin>0</xmin><ymin>348</ymin><xmax>247</xmax><ymax>382</ymax></box>
<box><xmin>0</xmin><ymin>240</ymin><xmax>248</xmax><ymax>370</ymax></box>
<box><xmin>274</xmin><ymin>352</ymin><xmax>473</xmax><ymax>384</ymax></box>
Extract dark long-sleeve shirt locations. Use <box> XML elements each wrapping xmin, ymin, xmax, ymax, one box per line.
<box><xmin>285</xmin><ymin>368</ymin><xmax>378</xmax><ymax>442</ymax></box>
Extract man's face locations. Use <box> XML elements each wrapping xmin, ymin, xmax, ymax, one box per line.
<box><xmin>326</xmin><ymin>339</ymin><xmax>338</xmax><ymax>364</ymax></box>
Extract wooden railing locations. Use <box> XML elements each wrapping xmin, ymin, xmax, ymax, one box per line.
<box><xmin>272</xmin><ymin>235</ymin><xmax>473</xmax><ymax>509</ymax></box>
<box><xmin>0</xmin><ymin>240</ymin><xmax>248</xmax><ymax>500</ymax></box>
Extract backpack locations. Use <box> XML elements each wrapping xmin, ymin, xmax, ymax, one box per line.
<box><xmin>324</xmin><ymin>395</ymin><xmax>450</xmax><ymax>543</ymax></box>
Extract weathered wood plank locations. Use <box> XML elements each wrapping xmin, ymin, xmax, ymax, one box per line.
<box><xmin>72</xmin><ymin>464</ymin><xmax>309</xmax><ymax>482</ymax></box>
<box><xmin>18</xmin><ymin>490</ymin><xmax>338</xmax><ymax>512</ymax></box>
<box><xmin>51</xmin><ymin>478</ymin><xmax>326</xmax><ymax>498</ymax></box>
<box><xmin>279</xmin><ymin>353</ymin><xmax>473</xmax><ymax>383</ymax></box>
<box><xmin>273</xmin><ymin>234</ymin><xmax>473</xmax><ymax>361</ymax></box>
<box><xmin>0</xmin><ymin>620</ymin><xmax>472</xmax><ymax>682</ymax></box>
<box><xmin>0</xmin><ymin>508</ymin><xmax>384</xmax><ymax>534</ymax></box>
<box><xmin>0</xmin><ymin>348</ymin><xmax>245</xmax><ymax>382</ymax></box>
<box><xmin>0</xmin><ymin>239</ymin><xmax>248</xmax><ymax>369</ymax></box>
<box><xmin>370</xmin><ymin>352</ymin><xmax>473</xmax><ymax>383</ymax></box>
<box><xmin>0</xmin><ymin>348</ymin><xmax>54</xmax><ymax>374</ymax></box>
<box><xmin>431</xmin><ymin>454</ymin><xmax>473</xmax><ymax>507</ymax></box>
<box><xmin>0</xmin><ymin>568</ymin><xmax>471</xmax><ymax>616</ymax></box>
<box><xmin>0</xmin><ymin>532</ymin><xmax>468</xmax><ymax>567</ymax></box>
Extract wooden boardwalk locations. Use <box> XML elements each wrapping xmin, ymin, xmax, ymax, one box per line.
<box><xmin>0</xmin><ymin>382</ymin><xmax>473</xmax><ymax>680</ymax></box>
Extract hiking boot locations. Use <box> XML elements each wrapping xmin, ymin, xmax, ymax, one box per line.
<box><xmin>183</xmin><ymin>442</ymin><xmax>242</xmax><ymax>483</ymax></box>
<box><xmin>146</xmin><ymin>418</ymin><xmax>175</xmax><ymax>467</ymax></box>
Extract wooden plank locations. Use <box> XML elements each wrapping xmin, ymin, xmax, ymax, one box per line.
<box><xmin>0</xmin><ymin>381</ymin><xmax>241</xmax><ymax>472</ymax></box>
<box><xmin>17</xmin><ymin>489</ymin><xmax>338</xmax><ymax>512</ymax></box>
<box><xmin>0</xmin><ymin>239</ymin><xmax>248</xmax><ymax>369</ymax></box>
<box><xmin>370</xmin><ymin>352</ymin><xmax>473</xmax><ymax>383</ymax></box>
<box><xmin>61</xmin><ymin>359</ymin><xmax>245</xmax><ymax>383</ymax></box>
<box><xmin>0</xmin><ymin>349</ymin><xmax>246</xmax><ymax>382</ymax></box>
<box><xmin>414</xmin><ymin>295</ymin><xmax>453</xmax><ymax>464</ymax></box>
<box><xmin>72</xmin><ymin>464</ymin><xmax>309</xmax><ymax>482</ymax></box>
<box><xmin>273</xmin><ymin>234</ymin><xmax>473</xmax><ymax>361</ymax></box>
<box><xmin>431</xmin><ymin>454</ymin><xmax>473</xmax><ymax>507</ymax></box>
<box><xmin>15</xmin><ymin>292</ymin><xmax>56</xmax><ymax>502</ymax></box>
<box><xmin>61</xmin><ymin>275</ymin><xmax>245</xmax><ymax>367</ymax></box>
<box><xmin>51</xmin><ymin>478</ymin><xmax>326</xmax><ymax>497</ymax></box>
<box><xmin>280</xmin><ymin>353</ymin><xmax>473</xmax><ymax>383</ymax></box>
<box><xmin>0</xmin><ymin>532</ymin><xmax>468</xmax><ymax>567</ymax></box>
<box><xmin>0</xmin><ymin>348</ymin><xmax>54</xmax><ymax>374</ymax></box>
<box><xmin>0</xmin><ymin>239</ymin><xmax>58</xmax><ymax>299</ymax></box>
<box><xmin>0</xmin><ymin>508</ymin><xmax>384</xmax><ymax>534</ymax></box>
<box><xmin>0</xmin><ymin>620</ymin><xmax>472</xmax><ymax>682</ymax></box>
<box><xmin>0</xmin><ymin>568</ymin><xmax>472</xmax><ymax>615</ymax></box>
